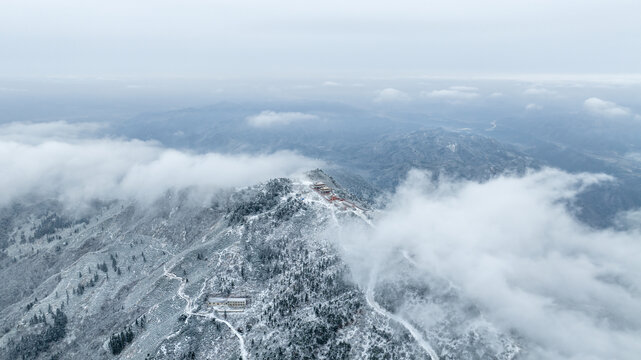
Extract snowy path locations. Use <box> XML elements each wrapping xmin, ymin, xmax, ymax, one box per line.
<box><xmin>163</xmin><ymin>266</ymin><xmax>248</xmax><ymax>360</ymax></box>
<box><xmin>307</xmin><ymin>183</ymin><xmax>439</xmax><ymax>359</ymax></box>
<box><xmin>305</xmin><ymin>181</ymin><xmax>441</xmax><ymax>358</ymax></box>
<box><xmin>191</xmin><ymin>311</ymin><xmax>248</xmax><ymax>360</ymax></box>
<box><xmin>366</xmin><ymin>274</ymin><xmax>439</xmax><ymax>360</ymax></box>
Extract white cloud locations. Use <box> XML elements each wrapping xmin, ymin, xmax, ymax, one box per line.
<box><xmin>449</xmin><ymin>85</ymin><xmax>478</xmax><ymax>91</ymax></box>
<box><xmin>322</xmin><ymin>81</ymin><xmax>364</xmax><ymax>88</ymax></box>
<box><xmin>0</xmin><ymin>121</ymin><xmax>104</xmax><ymax>144</ymax></box>
<box><xmin>525</xmin><ymin>103</ymin><xmax>543</xmax><ymax>111</ymax></box>
<box><xmin>615</xmin><ymin>209</ymin><xmax>641</xmax><ymax>231</ymax></box>
<box><xmin>489</xmin><ymin>92</ymin><xmax>503</xmax><ymax>98</ymax></box>
<box><xmin>625</xmin><ymin>152</ymin><xmax>641</xmax><ymax>162</ymax></box>
<box><xmin>421</xmin><ymin>86</ymin><xmax>480</xmax><ymax>100</ymax></box>
<box><xmin>583</xmin><ymin>97</ymin><xmax>633</xmax><ymax>118</ymax></box>
<box><xmin>374</xmin><ymin>88</ymin><xmax>411</xmax><ymax>102</ymax></box>
<box><xmin>339</xmin><ymin>168</ymin><xmax>641</xmax><ymax>359</ymax></box>
<box><xmin>246</xmin><ymin>110</ymin><xmax>318</xmax><ymax>127</ymax></box>
<box><xmin>0</xmin><ymin>122</ymin><xmax>321</xmax><ymax>207</ymax></box>
<box><xmin>524</xmin><ymin>87</ymin><xmax>557</xmax><ymax>96</ymax></box>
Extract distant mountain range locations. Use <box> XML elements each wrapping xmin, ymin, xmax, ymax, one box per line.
<box><xmin>113</xmin><ymin>103</ymin><xmax>640</xmax><ymax>227</ymax></box>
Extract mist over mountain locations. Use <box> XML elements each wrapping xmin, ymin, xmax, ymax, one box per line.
<box><xmin>3</xmin><ymin>1</ymin><xmax>641</xmax><ymax>359</ymax></box>
<box><xmin>2</xmin><ymin>100</ymin><xmax>641</xmax><ymax>359</ymax></box>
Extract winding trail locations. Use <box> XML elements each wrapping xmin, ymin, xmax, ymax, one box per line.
<box><xmin>307</xmin><ymin>182</ymin><xmax>439</xmax><ymax>359</ymax></box>
<box><xmin>306</xmin><ymin>182</ymin><xmax>439</xmax><ymax>359</ymax></box>
<box><xmin>163</xmin><ymin>266</ymin><xmax>248</xmax><ymax>360</ymax></box>
<box><xmin>162</xmin><ymin>182</ymin><xmax>439</xmax><ymax>360</ymax></box>
<box><xmin>366</xmin><ymin>274</ymin><xmax>439</xmax><ymax>360</ymax></box>
<box><xmin>192</xmin><ymin>312</ymin><xmax>248</xmax><ymax>360</ymax></box>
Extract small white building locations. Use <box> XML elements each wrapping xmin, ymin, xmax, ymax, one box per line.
<box><xmin>207</xmin><ymin>296</ymin><xmax>248</xmax><ymax>309</ymax></box>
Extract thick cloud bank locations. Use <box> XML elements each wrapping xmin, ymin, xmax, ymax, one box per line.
<box><xmin>0</xmin><ymin>122</ymin><xmax>320</xmax><ymax>207</ymax></box>
<box><xmin>341</xmin><ymin>169</ymin><xmax>641</xmax><ymax>360</ymax></box>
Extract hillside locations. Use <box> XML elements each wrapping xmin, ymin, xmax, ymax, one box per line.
<box><xmin>0</xmin><ymin>173</ymin><xmax>518</xmax><ymax>360</ymax></box>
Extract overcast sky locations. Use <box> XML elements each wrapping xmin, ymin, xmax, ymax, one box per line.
<box><xmin>2</xmin><ymin>0</ymin><xmax>640</xmax><ymax>78</ymax></box>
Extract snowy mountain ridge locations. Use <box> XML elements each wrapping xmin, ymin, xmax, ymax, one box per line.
<box><xmin>0</xmin><ymin>171</ymin><xmax>519</xmax><ymax>360</ymax></box>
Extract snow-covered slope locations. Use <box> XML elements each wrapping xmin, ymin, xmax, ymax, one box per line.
<box><xmin>0</xmin><ymin>172</ymin><xmax>519</xmax><ymax>360</ymax></box>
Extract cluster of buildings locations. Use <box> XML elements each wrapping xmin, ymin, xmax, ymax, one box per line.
<box><xmin>310</xmin><ymin>182</ymin><xmax>361</xmax><ymax>210</ymax></box>
<box><xmin>311</xmin><ymin>182</ymin><xmax>332</xmax><ymax>195</ymax></box>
